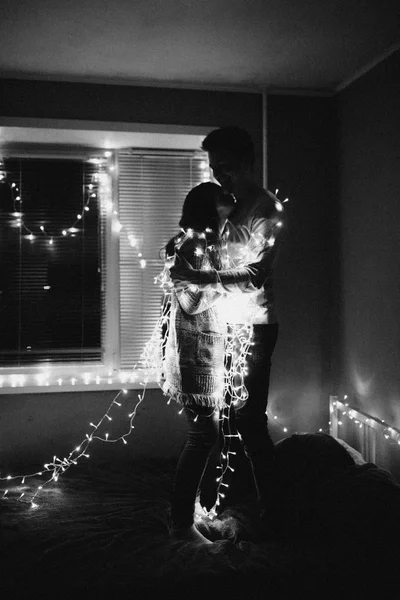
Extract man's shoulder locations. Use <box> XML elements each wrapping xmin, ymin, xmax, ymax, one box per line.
<box><xmin>251</xmin><ymin>188</ymin><xmax>281</xmax><ymax>219</ymax></box>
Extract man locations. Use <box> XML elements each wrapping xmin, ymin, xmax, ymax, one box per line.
<box><xmin>170</xmin><ymin>126</ymin><xmax>284</xmax><ymax>517</ymax></box>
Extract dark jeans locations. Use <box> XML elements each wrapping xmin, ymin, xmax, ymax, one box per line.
<box><xmin>232</xmin><ymin>323</ymin><xmax>279</xmax><ymax>505</ymax></box>
<box><xmin>171</xmin><ymin>323</ymin><xmax>278</xmax><ymax>528</ymax></box>
<box><xmin>171</xmin><ymin>405</ymin><xmax>219</xmax><ymax>529</ymax></box>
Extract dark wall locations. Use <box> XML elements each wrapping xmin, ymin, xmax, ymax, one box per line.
<box><xmin>337</xmin><ymin>49</ymin><xmax>400</xmax><ymax>428</ymax></box>
<box><xmin>267</xmin><ymin>95</ymin><xmax>338</xmax><ymax>435</ymax></box>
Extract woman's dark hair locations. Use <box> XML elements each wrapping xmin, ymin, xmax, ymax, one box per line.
<box><xmin>179</xmin><ymin>182</ymin><xmax>222</xmax><ymax>231</ymax></box>
<box><xmin>165</xmin><ymin>182</ymin><xmax>223</xmax><ymax>258</ymax></box>
<box><xmin>201</xmin><ymin>126</ymin><xmax>255</xmax><ymax>170</ymax></box>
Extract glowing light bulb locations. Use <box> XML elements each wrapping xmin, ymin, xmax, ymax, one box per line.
<box><xmin>128</xmin><ymin>235</ymin><xmax>137</xmax><ymax>247</ymax></box>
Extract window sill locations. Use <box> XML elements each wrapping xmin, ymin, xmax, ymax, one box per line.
<box><xmin>0</xmin><ymin>368</ymin><xmax>160</xmax><ymax>394</ymax></box>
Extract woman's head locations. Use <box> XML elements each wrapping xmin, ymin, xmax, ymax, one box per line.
<box><xmin>179</xmin><ymin>182</ymin><xmax>233</xmax><ymax>233</ymax></box>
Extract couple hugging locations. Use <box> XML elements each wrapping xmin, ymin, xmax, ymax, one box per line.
<box><xmin>161</xmin><ymin>127</ymin><xmax>284</xmax><ymax>546</ymax></box>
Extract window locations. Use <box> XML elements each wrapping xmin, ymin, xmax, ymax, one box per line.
<box><xmin>0</xmin><ymin>138</ymin><xmax>210</xmax><ymax>392</ymax></box>
<box><xmin>118</xmin><ymin>149</ymin><xmax>208</xmax><ymax>369</ymax></box>
<box><xmin>0</xmin><ymin>152</ymin><xmax>105</xmax><ymax>366</ymax></box>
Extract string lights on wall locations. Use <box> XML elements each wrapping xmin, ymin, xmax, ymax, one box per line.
<box><xmin>330</xmin><ymin>395</ymin><xmax>400</xmax><ymax>450</ymax></box>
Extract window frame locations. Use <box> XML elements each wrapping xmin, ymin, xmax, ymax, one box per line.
<box><xmin>0</xmin><ymin>120</ymin><xmax>212</xmax><ymax>394</ymax></box>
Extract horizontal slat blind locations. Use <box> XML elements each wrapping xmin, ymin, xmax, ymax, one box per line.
<box><xmin>118</xmin><ymin>149</ymin><xmax>208</xmax><ymax>369</ymax></box>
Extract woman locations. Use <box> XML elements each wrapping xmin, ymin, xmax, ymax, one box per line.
<box><xmin>163</xmin><ymin>182</ymin><xmax>234</xmax><ymax>545</ymax></box>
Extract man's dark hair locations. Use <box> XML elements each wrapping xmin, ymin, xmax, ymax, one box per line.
<box><xmin>201</xmin><ymin>127</ymin><xmax>255</xmax><ymax>169</ymax></box>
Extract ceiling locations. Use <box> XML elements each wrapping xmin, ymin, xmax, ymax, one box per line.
<box><xmin>0</xmin><ymin>0</ymin><xmax>399</xmax><ymax>92</ymax></box>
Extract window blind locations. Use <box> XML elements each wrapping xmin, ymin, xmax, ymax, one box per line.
<box><xmin>118</xmin><ymin>149</ymin><xmax>209</xmax><ymax>369</ymax></box>
<box><xmin>0</xmin><ymin>155</ymin><xmax>103</xmax><ymax>365</ymax></box>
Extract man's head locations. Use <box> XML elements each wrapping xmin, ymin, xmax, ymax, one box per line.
<box><xmin>201</xmin><ymin>127</ymin><xmax>255</xmax><ymax>195</ymax></box>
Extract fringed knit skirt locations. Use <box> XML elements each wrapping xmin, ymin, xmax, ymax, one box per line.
<box><xmin>163</xmin><ymin>329</ymin><xmax>227</xmax><ymax>410</ymax></box>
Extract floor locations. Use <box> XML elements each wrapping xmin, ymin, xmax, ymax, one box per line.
<box><xmin>0</xmin><ymin>455</ymin><xmax>397</xmax><ymax>600</ymax></box>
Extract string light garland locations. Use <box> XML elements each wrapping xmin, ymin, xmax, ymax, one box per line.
<box><xmin>0</xmin><ymin>153</ymin><xmax>109</xmax><ymax>246</ymax></box>
<box><xmin>330</xmin><ymin>395</ymin><xmax>400</xmax><ymax>450</ymax></box>
<box><xmin>0</xmin><ymin>182</ymin><xmax>304</xmax><ymax>517</ymax></box>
